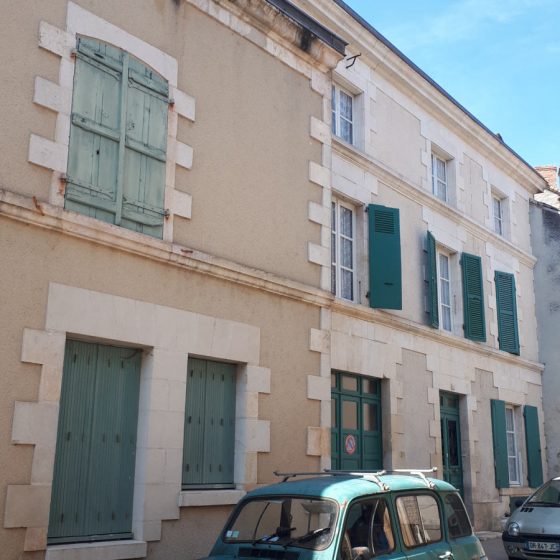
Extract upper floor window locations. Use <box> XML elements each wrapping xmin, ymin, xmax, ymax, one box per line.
<box><xmin>332</xmin><ymin>84</ymin><xmax>354</xmax><ymax>144</ymax></box>
<box><xmin>493</xmin><ymin>195</ymin><xmax>504</xmax><ymax>235</ymax></box>
<box><xmin>438</xmin><ymin>252</ymin><xmax>453</xmax><ymax>332</ymax></box>
<box><xmin>505</xmin><ymin>405</ymin><xmax>521</xmax><ymax>485</ymax></box>
<box><xmin>64</xmin><ymin>37</ymin><xmax>169</xmax><ymax>239</ymax></box>
<box><xmin>431</xmin><ymin>153</ymin><xmax>448</xmax><ymax>202</ymax></box>
<box><xmin>331</xmin><ymin>199</ymin><xmax>355</xmax><ymax>301</ymax></box>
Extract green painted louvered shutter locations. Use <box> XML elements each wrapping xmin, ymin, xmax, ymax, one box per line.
<box><xmin>368</xmin><ymin>204</ymin><xmax>402</xmax><ymax>309</ymax></box>
<box><xmin>490</xmin><ymin>399</ymin><xmax>509</xmax><ymax>488</ymax></box>
<box><xmin>183</xmin><ymin>359</ymin><xmax>236</xmax><ymax>488</ymax></box>
<box><xmin>427</xmin><ymin>231</ymin><xmax>439</xmax><ymax>328</ymax></box>
<box><xmin>65</xmin><ymin>37</ymin><xmax>168</xmax><ymax>238</ymax></box>
<box><xmin>524</xmin><ymin>406</ymin><xmax>544</xmax><ymax>488</ymax></box>
<box><xmin>495</xmin><ymin>271</ymin><xmax>520</xmax><ymax>355</ymax></box>
<box><xmin>122</xmin><ymin>56</ymin><xmax>168</xmax><ymax>238</ymax></box>
<box><xmin>461</xmin><ymin>253</ymin><xmax>486</xmax><ymax>341</ymax></box>
<box><xmin>65</xmin><ymin>38</ymin><xmax>122</xmax><ymax>223</ymax></box>
<box><xmin>204</xmin><ymin>361</ymin><xmax>236</xmax><ymax>485</ymax></box>
<box><xmin>48</xmin><ymin>341</ymin><xmax>140</xmax><ymax>542</ymax></box>
<box><xmin>183</xmin><ymin>358</ymin><xmax>207</xmax><ymax>486</ymax></box>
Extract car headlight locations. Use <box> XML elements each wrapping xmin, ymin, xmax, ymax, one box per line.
<box><xmin>508</xmin><ymin>522</ymin><xmax>520</xmax><ymax>537</ymax></box>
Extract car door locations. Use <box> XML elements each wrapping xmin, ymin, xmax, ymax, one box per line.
<box><xmin>393</xmin><ymin>492</ymin><xmax>454</xmax><ymax>560</ymax></box>
<box><xmin>442</xmin><ymin>492</ymin><xmax>483</xmax><ymax>560</ymax></box>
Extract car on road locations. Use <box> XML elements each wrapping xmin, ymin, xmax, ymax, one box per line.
<box><xmin>502</xmin><ymin>477</ymin><xmax>560</xmax><ymax>559</ymax></box>
<box><xmin>203</xmin><ymin>469</ymin><xmax>487</xmax><ymax>560</ymax></box>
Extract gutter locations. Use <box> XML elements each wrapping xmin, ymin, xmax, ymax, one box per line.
<box><xmin>331</xmin><ymin>0</ymin><xmax>546</xmax><ymax>187</ymax></box>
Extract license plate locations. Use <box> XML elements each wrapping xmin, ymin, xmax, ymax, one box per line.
<box><xmin>527</xmin><ymin>541</ymin><xmax>560</xmax><ymax>552</ymax></box>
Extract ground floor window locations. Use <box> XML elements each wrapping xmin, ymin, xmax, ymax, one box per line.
<box><xmin>182</xmin><ymin>357</ymin><xmax>236</xmax><ymax>489</ymax></box>
<box><xmin>331</xmin><ymin>371</ymin><xmax>382</xmax><ymax>471</ymax></box>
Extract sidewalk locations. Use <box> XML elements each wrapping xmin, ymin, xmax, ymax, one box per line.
<box><xmin>476</xmin><ymin>531</ymin><xmax>502</xmax><ymax>541</ymax></box>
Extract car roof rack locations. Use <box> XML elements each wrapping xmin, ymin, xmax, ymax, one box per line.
<box><xmin>273</xmin><ymin>467</ymin><xmax>438</xmax><ymax>491</ymax></box>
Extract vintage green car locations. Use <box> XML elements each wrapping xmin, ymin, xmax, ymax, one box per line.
<box><xmin>204</xmin><ymin>470</ymin><xmax>487</xmax><ymax>560</ymax></box>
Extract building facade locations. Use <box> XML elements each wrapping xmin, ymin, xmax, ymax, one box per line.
<box><xmin>0</xmin><ymin>1</ymin><xmax>547</xmax><ymax>559</ymax></box>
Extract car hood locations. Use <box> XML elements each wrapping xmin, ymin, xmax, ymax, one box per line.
<box><xmin>510</xmin><ymin>506</ymin><xmax>560</xmax><ymax>535</ymax></box>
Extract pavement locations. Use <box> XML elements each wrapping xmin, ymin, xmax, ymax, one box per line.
<box><xmin>477</xmin><ymin>532</ymin><xmax>507</xmax><ymax>560</ymax></box>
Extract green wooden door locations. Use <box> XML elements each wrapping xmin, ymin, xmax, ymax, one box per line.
<box><xmin>331</xmin><ymin>372</ymin><xmax>382</xmax><ymax>471</ymax></box>
<box><xmin>48</xmin><ymin>341</ymin><xmax>141</xmax><ymax>543</ymax></box>
<box><xmin>440</xmin><ymin>392</ymin><xmax>464</xmax><ymax>496</ymax></box>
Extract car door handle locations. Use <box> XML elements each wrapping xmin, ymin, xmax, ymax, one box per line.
<box><xmin>438</xmin><ymin>552</ymin><xmax>453</xmax><ymax>560</ymax></box>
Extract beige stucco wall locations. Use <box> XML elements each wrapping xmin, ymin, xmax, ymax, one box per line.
<box><xmin>1</xmin><ymin>0</ymin><xmax>324</xmax><ymax>287</ymax></box>
<box><xmin>0</xmin><ymin>216</ymin><xmax>321</xmax><ymax>556</ymax></box>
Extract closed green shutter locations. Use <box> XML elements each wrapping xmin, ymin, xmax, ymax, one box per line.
<box><xmin>49</xmin><ymin>341</ymin><xmax>141</xmax><ymax>543</ymax></box>
<box><xmin>495</xmin><ymin>271</ymin><xmax>520</xmax><ymax>355</ymax></box>
<box><xmin>524</xmin><ymin>406</ymin><xmax>544</xmax><ymax>488</ymax></box>
<box><xmin>183</xmin><ymin>358</ymin><xmax>236</xmax><ymax>489</ymax></box>
<box><xmin>490</xmin><ymin>399</ymin><xmax>510</xmax><ymax>488</ymax></box>
<box><xmin>368</xmin><ymin>204</ymin><xmax>402</xmax><ymax>309</ymax></box>
<box><xmin>461</xmin><ymin>253</ymin><xmax>486</xmax><ymax>341</ymax></box>
<box><xmin>65</xmin><ymin>37</ymin><xmax>168</xmax><ymax>238</ymax></box>
<box><xmin>427</xmin><ymin>231</ymin><xmax>439</xmax><ymax>328</ymax></box>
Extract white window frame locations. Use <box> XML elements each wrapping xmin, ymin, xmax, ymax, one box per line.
<box><xmin>493</xmin><ymin>195</ymin><xmax>504</xmax><ymax>235</ymax></box>
<box><xmin>437</xmin><ymin>251</ymin><xmax>453</xmax><ymax>332</ymax></box>
<box><xmin>331</xmin><ymin>198</ymin><xmax>356</xmax><ymax>302</ymax></box>
<box><xmin>332</xmin><ymin>83</ymin><xmax>354</xmax><ymax>145</ymax></box>
<box><xmin>506</xmin><ymin>405</ymin><xmax>521</xmax><ymax>485</ymax></box>
<box><xmin>431</xmin><ymin>153</ymin><xmax>448</xmax><ymax>202</ymax></box>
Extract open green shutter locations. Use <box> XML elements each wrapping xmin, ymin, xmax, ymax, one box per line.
<box><xmin>495</xmin><ymin>271</ymin><xmax>520</xmax><ymax>355</ymax></box>
<box><xmin>524</xmin><ymin>406</ymin><xmax>543</xmax><ymax>488</ymax></box>
<box><xmin>122</xmin><ymin>56</ymin><xmax>168</xmax><ymax>238</ymax></box>
<box><xmin>427</xmin><ymin>231</ymin><xmax>439</xmax><ymax>328</ymax></box>
<box><xmin>490</xmin><ymin>399</ymin><xmax>510</xmax><ymax>488</ymax></box>
<box><xmin>368</xmin><ymin>204</ymin><xmax>402</xmax><ymax>309</ymax></box>
<box><xmin>461</xmin><ymin>252</ymin><xmax>486</xmax><ymax>341</ymax></box>
<box><xmin>65</xmin><ymin>38</ymin><xmax>122</xmax><ymax>223</ymax></box>
<box><xmin>65</xmin><ymin>37</ymin><xmax>168</xmax><ymax>239</ymax></box>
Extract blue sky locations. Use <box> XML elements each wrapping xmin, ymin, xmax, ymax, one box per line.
<box><xmin>342</xmin><ymin>0</ymin><xmax>560</xmax><ymax>167</ymax></box>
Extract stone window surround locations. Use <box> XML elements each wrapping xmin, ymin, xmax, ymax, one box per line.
<box><xmin>31</xmin><ymin>1</ymin><xmax>195</xmax><ymax>243</ymax></box>
<box><xmin>6</xmin><ymin>283</ymin><xmax>271</xmax><ymax>556</ymax></box>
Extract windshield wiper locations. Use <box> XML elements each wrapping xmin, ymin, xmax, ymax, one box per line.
<box><xmin>253</xmin><ymin>527</ymin><xmax>296</xmax><ymax>545</ymax></box>
<box><xmin>296</xmin><ymin>527</ymin><xmax>331</xmax><ymax>543</ymax></box>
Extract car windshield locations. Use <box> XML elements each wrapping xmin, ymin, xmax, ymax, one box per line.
<box><xmin>223</xmin><ymin>496</ymin><xmax>338</xmax><ymax>550</ymax></box>
<box><xmin>527</xmin><ymin>479</ymin><xmax>560</xmax><ymax>506</ymax></box>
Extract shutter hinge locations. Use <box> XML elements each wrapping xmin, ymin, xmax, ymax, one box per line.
<box><xmin>169</xmin><ymin>98</ymin><xmax>175</xmax><ymax>106</ymax></box>
<box><xmin>366</xmin><ymin>291</ymin><xmax>370</xmax><ymax>299</ymax></box>
<box><xmin>164</xmin><ymin>208</ymin><xmax>171</xmax><ymax>219</ymax></box>
<box><xmin>70</xmin><ymin>48</ymin><xmax>77</xmax><ymax>59</ymax></box>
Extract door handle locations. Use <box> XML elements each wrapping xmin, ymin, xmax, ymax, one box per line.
<box><xmin>438</xmin><ymin>552</ymin><xmax>453</xmax><ymax>560</ymax></box>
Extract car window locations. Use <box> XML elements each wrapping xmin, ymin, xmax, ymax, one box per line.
<box><xmin>339</xmin><ymin>498</ymin><xmax>395</xmax><ymax>560</ymax></box>
<box><xmin>528</xmin><ymin>479</ymin><xmax>560</xmax><ymax>505</ymax></box>
<box><xmin>443</xmin><ymin>493</ymin><xmax>472</xmax><ymax>539</ymax></box>
<box><xmin>396</xmin><ymin>494</ymin><xmax>442</xmax><ymax>548</ymax></box>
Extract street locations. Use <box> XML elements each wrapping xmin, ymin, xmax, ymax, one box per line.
<box><xmin>479</xmin><ymin>536</ymin><xmax>508</xmax><ymax>560</ymax></box>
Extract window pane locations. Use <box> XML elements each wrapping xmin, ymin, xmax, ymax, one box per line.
<box><xmin>363</xmin><ymin>379</ymin><xmax>379</xmax><ymax>395</ymax></box>
<box><xmin>340</xmin><ymin>206</ymin><xmax>353</xmax><ymax>237</ymax></box>
<box><xmin>448</xmin><ymin>420</ymin><xmax>459</xmax><ymax>466</ymax></box>
<box><xmin>342</xmin><ymin>400</ymin><xmax>358</xmax><ymax>429</ymax></box>
<box><xmin>505</xmin><ymin>408</ymin><xmax>514</xmax><ymax>431</ymax></box>
<box><xmin>341</xmin><ymin>238</ymin><xmax>353</xmax><ymax>268</ymax></box>
<box><xmin>396</xmin><ymin>495</ymin><xmax>441</xmax><ymax>548</ymax></box>
<box><xmin>342</xmin><ymin>376</ymin><xmax>358</xmax><ymax>392</ymax></box>
<box><xmin>437</xmin><ymin>158</ymin><xmax>446</xmax><ymax>182</ymax></box>
<box><xmin>331</xmin><ymin>399</ymin><xmax>337</xmax><ymax>428</ymax></box>
<box><xmin>331</xmin><ymin>265</ymin><xmax>336</xmax><ymax>295</ymax></box>
<box><xmin>441</xmin><ymin>307</ymin><xmax>452</xmax><ymax>332</ymax></box>
<box><xmin>331</xmin><ymin>373</ymin><xmax>337</xmax><ymax>387</ymax></box>
<box><xmin>439</xmin><ymin>254</ymin><xmax>449</xmax><ymax>278</ymax></box>
<box><xmin>444</xmin><ymin>494</ymin><xmax>472</xmax><ymax>539</ymax></box>
<box><xmin>331</xmin><ymin>202</ymin><xmax>337</xmax><ymax>233</ymax></box>
<box><xmin>341</xmin><ymin>269</ymin><xmax>353</xmax><ymax>300</ymax></box>
<box><xmin>340</xmin><ymin>119</ymin><xmax>353</xmax><ymax>144</ymax></box>
<box><xmin>363</xmin><ymin>403</ymin><xmax>379</xmax><ymax>431</ymax></box>
<box><xmin>437</xmin><ymin>180</ymin><xmax>447</xmax><ymax>201</ymax></box>
<box><xmin>340</xmin><ymin>90</ymin><xmax>353</xmax><ymax>120</ymax></box>
<box><xmin>507</xmin><ymin>432</ymin><xmax>516</xmax><ymax>456</ymax></box>
<box><xmin>509</xmin><ymin>458</ymin><xmax>518</xmax><ymax>482</ymax></box>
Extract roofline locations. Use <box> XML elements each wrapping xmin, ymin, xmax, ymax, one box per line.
<box><xmin>266</xmin><ymin>0</ymin><xmax>348</xmax><ymax>55</ymax></box>
<box><xmin>330</xmin><ymin>0</ymin><xmax>545</xmax><ymax>185</ymax></box>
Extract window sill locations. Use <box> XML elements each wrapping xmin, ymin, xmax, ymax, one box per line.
<box><xmin>46</xmin><ymin>539</ymin><xmax>147</xmax><ymax>560</ymax></box>
<box><xmin>179</xmin><ymin>489</ymin><xmax>246</xmax><ymax>507</ymax></box>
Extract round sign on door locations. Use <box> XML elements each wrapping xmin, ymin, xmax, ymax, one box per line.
<box><xmin>345</xmin><ymin>434</ymin><xmax>357</xmax><ymax>455</ymax></box>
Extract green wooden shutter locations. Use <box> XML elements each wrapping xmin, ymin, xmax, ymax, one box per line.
<box><xmin>183</xmin><ymin>359</ymin><xmax>236</xmax><ymax>488</ymax></box>
<box><xmin>490</xmin><ymin>399</ymin><xmax>509</xmax><ymax>489</ymax></box>
<box><xmin>461</xmin><ymin>252</ymin><xmax>486</xmax><ymax>341</ymax></box>
<box><xmin>524</xmin><ymin>406</ymin><xmax>544</xmax><ymax>488</ymax></box>
<box><xmin>495</xmin><ymin>271</ymin><xmax>520</xmax><ymax>355</ymax></box>
<box><xmin>368</xmin><ymin>204</ymin><xmax>402</xmax><ymax>309</ymax></box>
<box><xmin>427</xmin><ymin>231</ymin><xmax>439</xmax><ymax>328</ymax></box>
<box><xmin>183</xmin><ymin>358</ymin><xmax>207</xmax><ymax>486</ymax></box>
<box><xmin>65</xmin><ymin>37</ymin><xmax>168</xmax><ymax>238</ymax></box>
